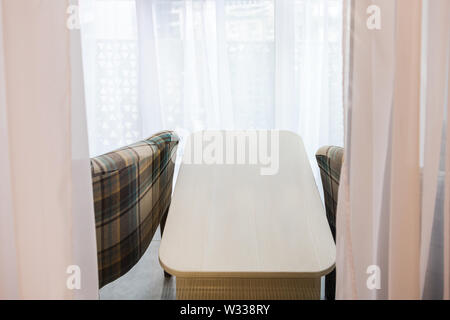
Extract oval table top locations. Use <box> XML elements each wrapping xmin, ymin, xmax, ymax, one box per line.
<box><xmin>159</xmin><ymin>130</ymin><xmax>336</xmax><ymax>279</ymax></box>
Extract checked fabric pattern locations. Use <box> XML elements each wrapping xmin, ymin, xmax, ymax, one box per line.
<box><xmin>316</xmin><ymin>145</ymin><xmax>344</xmax><ymax>300</ymax></box>
<box><xmin>91</xmin><ymin>131</ymin><xmax>179</xmax><ymax>288</ymax></box>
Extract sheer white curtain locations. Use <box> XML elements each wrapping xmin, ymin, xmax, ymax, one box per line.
<box><xmin>337</xmin><ymin>0</ymin><xmax>450</xmax><ymax>299</ymax></box>
<box><xmin>0</xmin><ymin>0</ymin><xmax>98</xmax><ymax>299</ymax></box>
<box><xmin>80</xmin><ymin>0</ymin><xmax>140</xmax><ymax>157</ymax></box>
<box><xmin>81</xmin><ymin>0</ymin><xmax>343</xmax><ymax>180</ymax></box>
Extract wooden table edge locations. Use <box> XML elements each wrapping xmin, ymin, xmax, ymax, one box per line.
<box><xmin>159</xmin><ymin>255</ymin><xmax>336</xmax><ymax>279</ymax></box>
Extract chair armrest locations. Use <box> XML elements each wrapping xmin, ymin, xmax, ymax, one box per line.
<box><xmin>315</xmin><ymin>146</ymin><xmax>344</xmax><ymax>240</ymax></box>
<box><xmin>90</xmin><ymin>130</ymin><xmax>179</xmax><ymax>287</ymax></box>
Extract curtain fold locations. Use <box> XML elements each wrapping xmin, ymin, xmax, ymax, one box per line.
<box><xmin>70</xmin><ymin>0</ymin><xmax>99</xmax><ymax>299</ymax></box>
<box><xmin>0</xmin><ymin>0</ymin><xmax>98</xmax><ymax>299</ymax></box>
<box><xmin>136</xmin><ymin>0</ymin><xmax>238</xmax><ymax>136</ymax></box>
<box><xmin>82</xmin><ymin>0</ymin><xmax>344</xmax><ymax>186</ymax></box>
<box><xmin>0</xmin><ymin>0</ymin><xmax>19</xmax><ymax>299</ymax></box>
<box><xmin>338</xmin><ymin>0</ymin><xmax>450</xmax><ymax>299</ymax></box>
<box><xmin>420</xmin><ymin>0</ymin><xmax>450</xmax><ymax>299</ymax></box>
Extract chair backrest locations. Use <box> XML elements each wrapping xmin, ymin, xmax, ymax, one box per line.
<box><xmin>315</xmin><ymin>146</ymin><xmax>344</xmax><ymax>241</ymax></box>
<box><xmin>91</xmin><ymin>131</ymin><xmax>179</xmax><ymax>287</ymax></box>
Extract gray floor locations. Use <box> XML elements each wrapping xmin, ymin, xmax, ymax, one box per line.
<box><xmin>99</xmin><ymin>228</ymin><xmax>176</xmax><ymax>300</ymax></box>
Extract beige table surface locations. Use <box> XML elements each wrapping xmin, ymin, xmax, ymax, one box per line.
<box><xmin>159</xmin><ymin>130</ymin><xmax>335</xmax><ymax>299</ymax></box>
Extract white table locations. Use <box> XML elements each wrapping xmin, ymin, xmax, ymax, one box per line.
<box><xmin>159</xmin><ymin>130</ymin><xmax>335</xmax><ymax>299</ymax></box>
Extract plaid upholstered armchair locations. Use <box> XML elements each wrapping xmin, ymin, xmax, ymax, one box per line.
<box><xmin>316</xmin><ymin>146</ymin><xmax>344</xmax><ymax>300</ymax></box>
<box><xmin>91</xmin><ymin>131</ymin><xmax>179</xmax><ymax>288</ymax></box>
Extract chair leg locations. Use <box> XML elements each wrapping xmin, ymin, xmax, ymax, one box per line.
<box><xmin>160</xmin><ymin>207</ymin><xmax>172</xmax><ymax>278</ymax></box>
